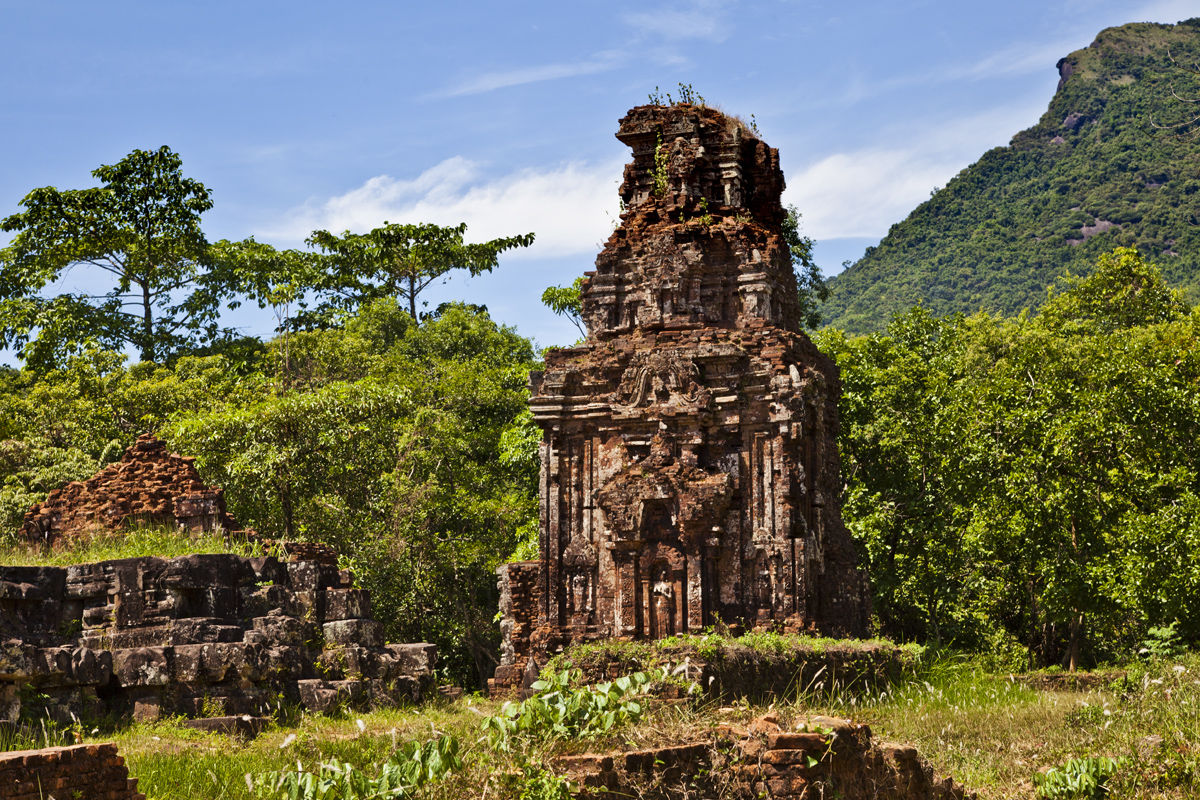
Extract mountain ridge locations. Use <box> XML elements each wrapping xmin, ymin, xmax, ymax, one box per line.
<box><xmin>821</xmin><ymin>18</ymin><xmax>1200</xmax><ymax>333</ymax></box>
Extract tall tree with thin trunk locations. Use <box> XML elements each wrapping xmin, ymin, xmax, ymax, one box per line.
<box><xmin>0</xmin><ymin>146</ymin><xmax>220</xmax><ymax>366</ymax></box>
<box><xmin>307</xmin><ymin>222</ymin><xmax>534</xmax><ymax>322</ymax></box>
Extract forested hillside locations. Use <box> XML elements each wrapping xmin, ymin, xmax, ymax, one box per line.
<box><xmin>822</xmin><ymin>19</ymin><xmax>1200</xmax><ymax>333</ymax></box>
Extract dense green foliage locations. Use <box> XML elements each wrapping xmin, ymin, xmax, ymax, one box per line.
<box><xmin>821</xmin><ymin>248</ymin><xmax>1200</xmax><ymax>667</ymax></box>
<box><xmin>0</xmin><ymin>301</ymin><xmax>539</xmax><ymax>686</ymax></box>
<box><xmin>823</xmin><ymin>19</ymin><xmax>1200</xmax><ymax>333</ymax></box>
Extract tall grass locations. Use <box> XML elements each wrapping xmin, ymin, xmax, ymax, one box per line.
<box><xmin>790</xmin><ymin>652</ymin><xmax>1200</xmax><ymax>799</ymax></box>
<box><xmin>0</xmin><ymin>526</ymin><xmax>270</xmax><ymax>567</ymax></box>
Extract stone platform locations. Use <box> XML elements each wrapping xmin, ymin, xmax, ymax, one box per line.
<box><xmin>0</xmin><ymin>553</ymin><xmax>434</xmax><ymax>722</ymax></box>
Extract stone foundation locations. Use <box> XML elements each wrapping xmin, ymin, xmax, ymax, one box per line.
<box><xmin>552</xmin><ymin>637</ymin><xmax>915</xmax><ymax>702</ymax></box>
<box><xmin>0</xmin><ymin>553</ymin><xmax>434</xmax><ymax>722</ymax></box>
<box><xmin>556</xmin><ymin>714</ymin><xmax>970</xmax><ymax>799</ymax></box>
<box><xmin>0</xmin><ymin>742</ymin><xmax>144</xmax><ymax>800</ymax></box>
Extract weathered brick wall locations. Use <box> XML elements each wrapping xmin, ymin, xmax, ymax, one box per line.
<box><xmin>555</xmin><ymin>714</ymin><xmax>971</xmax><ymax>799</ymax></box>
<box><xmin>0</xmin><ymin>743</ymin><xmax>144</xmax><ymax>800</ymax></box>
<box><xmin>490</xmin><ymin>561</ymin><xmax>542</xmax><ymax>692</ymax></box>
<box><xmin>23</xmin><ymin>434</ymin><xmax>238</xmax><ymax>544</ymax></box>
<box><xmin>0</xmin><ymin>553</ymin><xmax>435</xmax><ymax>723</ymax></box>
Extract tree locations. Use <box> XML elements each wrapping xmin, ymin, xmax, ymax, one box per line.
<box><xmin>540</xmin><ymin>276</ymin><xmax>586</xmax><ymax>338</ymax></box>
<box><xmin>824</xmin><ymin>250</ymin><xmax>1200</xmax><ymax>667</ymax></box>
<box><xmin>1039</xmin><ymin>246</ymin><xmax>1187</xmax><ymax>332</ymax></box>
<box><xmin>307</xmin><ymin>222</ymin><xmax>534</xmax><ymax>322</ymax></box>
<box><xmin>0</xmin><ymin>147</ymin><xmax>224</xmax><ymax>364</ymax></box>
<box><xmin>782</xmin><ymin>204</ymin><xmax>828</xmax><ymax>330</ymax></box>
<box><xmin>164</xmin><ymin>302</ymin><xmax>539</xmax><ymax>685</ymax></box>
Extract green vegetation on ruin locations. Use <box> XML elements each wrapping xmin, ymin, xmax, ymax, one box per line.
<box><xmin>0</xmin><ymin>526</ymin><xmax>268</xmax><ymax>567</ymax></box>
<box><xmin>823</xmin><ymin>19</ymin><xmax>1200</xmax><ymax>333</ymax></box>
<box><xmin>548</xmin><ymin>630</ymin><xmax>921</xmax><ymax>677</ymax></box>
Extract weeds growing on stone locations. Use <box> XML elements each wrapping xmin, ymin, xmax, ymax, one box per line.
<box><xmin>0</xmin><ymin>525</ymin><xmax>269</xmax><ymax>566</ymax></box>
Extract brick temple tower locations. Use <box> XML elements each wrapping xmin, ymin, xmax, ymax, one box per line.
<box><xmin>492</xmin><ymin>104</ymin><xmax>870</xmax><ymax>690</ymax></box>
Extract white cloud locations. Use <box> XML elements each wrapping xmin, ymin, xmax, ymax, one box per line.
<box><xmin>784</xmin><ymin>101</ymin><xmax>1045</xmax><ymax>240</ymax></box>
<box><xmin>622</xmin><ymin>0</ymin><xmax>729</xmax><ymax>42</ymax></box>
<box><xmin>439</xmin><ymin>53</ymin><xmax>620</xmax><ymax>97</ymax></box>
<box><xmin>259</xmin><ymin>157</ymin><xmax>624</xmax><ymax>260</ymax></box>
<box><xmin>784</xmin><ymin>150</ymin><xmax>960</xmax><ymax>240</ymax></box>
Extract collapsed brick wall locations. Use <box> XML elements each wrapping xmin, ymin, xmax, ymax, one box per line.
<box><xmin>556</xmin><ymin>714</ymin><xmax>971</xmax><ymax>799</ymax></box>
<box><xmin>0</xmin><ymin>743</ymin><xmax>144</xmax><ymax>800</ymax></box>
<box><xmin>495</xmin><ymin>103</ymin><xmax>870</xmax><ymax>690</ymax></box>
<box><xmin>0</xmin><ymin>553</ymin><xmax>435</xmax><ymax>723</ymax></box>
<box><xmin>494</xmin><ymin>562</ymin><xmax>542</xmax><ymax>689</ymax></box>
<box><xmin>23</xmin><ymin>434</ymin><xmax>239</xmax><ymax>544</ymax></box>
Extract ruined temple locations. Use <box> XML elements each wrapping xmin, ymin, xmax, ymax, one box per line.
<box><xmin>23</xmin><ymin>434</ymin><xmax>239</xmax><ymax>544</ymax></box>
<box><xmin>492</xmin><ymin>104</ymin><xmax>870</xmax><ymax>690</ymax></box>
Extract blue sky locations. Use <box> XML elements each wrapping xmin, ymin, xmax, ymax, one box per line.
<box><xmin>2</xmin><ymin>0</ymin><xmax>1198</xmax><ymax>352</ymax></box>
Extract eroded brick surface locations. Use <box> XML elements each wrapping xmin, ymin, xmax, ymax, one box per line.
<box><xmin>0</xmin><ymin>742</ymin><xmax>145</xmax><ymax>800</ymax></box>
<box><xmin>555</xmin><ymin>715</ymin><xmax>972</xmax><ymax>799</ymax></box>
<box><xmin>23</xmin><ymin>434</ymin><xmax>239</xmax><ymax>544</ymax></box>
<box><xmin>494</xmin><ymin>104</ymin><xmax>869</xmax><ymax>690</ymax></box>
<box><xmin>0</xmin><ymin>554</ymin><xmax>435</xmax><ymax>722</ymax></box>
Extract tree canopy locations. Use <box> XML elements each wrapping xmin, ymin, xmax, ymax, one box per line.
<box><xmin>307</xmin><ymin>222</ymin><xmax>534</xmax><ymax>322</ymax></box>
<box><xmin>0</xmin><ymin>146</ymin><xmax>224</xmax><ymax>366</ymax></box>
<box><xmin>821</xmin><ymin>248</ymin><xmax>1200</xmax><ymax>668</ymax></box>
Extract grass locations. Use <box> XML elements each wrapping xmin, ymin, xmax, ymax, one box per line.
<box><xmin>7</xmin><ymin>651</ymin><xmax>1196</xmax><ymax>798</ymax></box>
<box><xmin>0</xmin><ymin>526</ymin><xmax>270</xmax><ymax>567</ymax></box>
<box><xmin>792</xmin><ymin>652</ymin><xmax>1200</xmax><ymax>799</ymax></box>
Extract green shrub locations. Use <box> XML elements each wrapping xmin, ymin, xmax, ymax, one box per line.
<box><xmin>481</xmin><ymin>669</ymin><xmax>654</xmax><ymax>753</ymax></box>
<box><xmin>1034</xmin><ymin>756</ymin><xmax>1121</xmax><ymax>800</ymax></box>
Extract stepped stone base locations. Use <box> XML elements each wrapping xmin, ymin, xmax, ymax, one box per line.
<box><xmin>0</xmin><ymin>553</ymin><xmax>435</xmax><ymax>723</ymax></box>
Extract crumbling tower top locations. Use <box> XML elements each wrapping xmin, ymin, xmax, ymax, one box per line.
<box><xmin>581</xmin><ymin>104</ymin><xmax>801</xmax><ymax>338</ymax></box>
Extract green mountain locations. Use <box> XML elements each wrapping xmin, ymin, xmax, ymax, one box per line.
<box><xmin>822</xmin><ymin>19</ymin><xmax>1200</xmax><ymax>333</ymax></box>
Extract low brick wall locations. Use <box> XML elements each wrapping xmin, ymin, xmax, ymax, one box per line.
<box><xmin>0</xmin><ymin>742</ymin><xmax>143</xmax><ymax>800</ymax></box>
<box><xmin>555</xmin><ymin>714</ymin><xmax>971</xmax><ymax>799</ymax></box>
<box><xmin>550</xmin><ymin>636</ymin><xmax>917</xmax><ymax>702</ymax></box>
